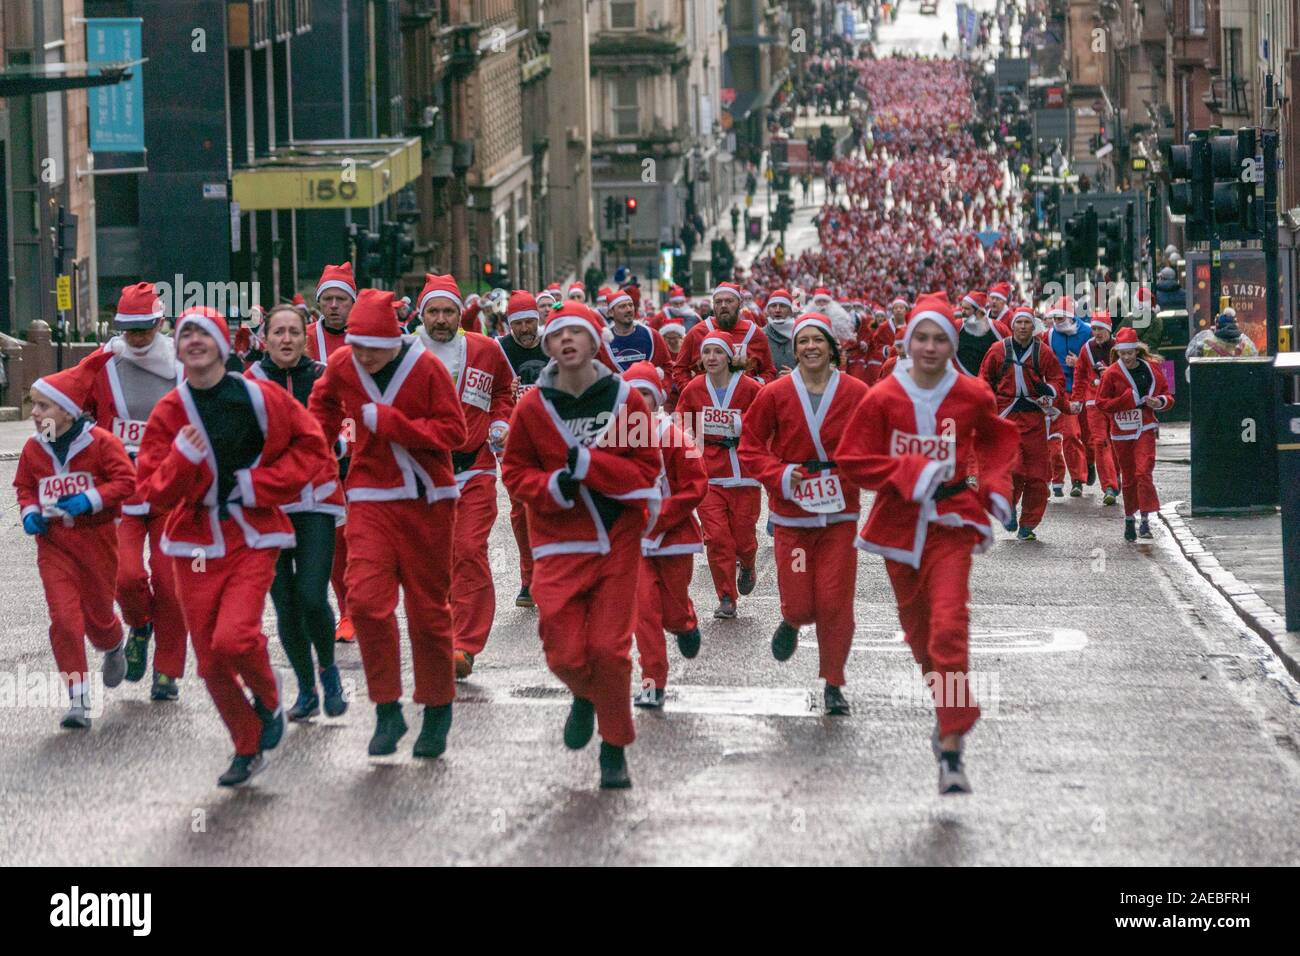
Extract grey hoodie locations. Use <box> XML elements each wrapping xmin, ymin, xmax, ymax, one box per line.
<box><xmin>764</xmin><ymin>318</ymin><xmax>797</xmax><ymax>372</ymax></box>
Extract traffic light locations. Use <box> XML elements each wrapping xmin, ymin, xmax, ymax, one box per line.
<box><xmin>772</xmin><ymin>194</ymin><xmax>795</xmax><ymax>233</ymax></box>
<box><xmin>625</xmin><ymin>196</ymin><xmax>638</xmax><ymax>216</ymax></box>
<box><xmin>1163</xmin><ymin>133</ymin><xmax>1210</xmax><ymax>241</ymax></box>
<box><xmin>1064</xmin><ymin>206</ymin><xmax>1098</xmax><ymax>271</ymax></box>
<box><xmin>1099</xmin><ymin>212</ymin><xmax>1124</xmax><ymax>275</ymax></box>
<box><xmin>353</xmin><ymin>227</ymin><xmax>383</xmax><ymax>287</ymax></box>
<box><xmin>378</xmin><ymin>222</ymin><xmax>415</xmax><ymax>282</ymax></box>
<box><xmin>604</xmin><ymin>196</ymin><xmax>626</xmax><ymax>231</ymax></box>
<box><xmin>1209</xmin><ymin>127</ymin><xmax>1259</xmax><ymax>239</ymax></box>
<box><xmin>710</xmin><ymin>238</ymin><xmax>734</xmax><ymax>283</ymax></box>
<box><xmin>482</xmin><ymin>259</ymin><xmax>509</xmax><ymax>290</ymax></box>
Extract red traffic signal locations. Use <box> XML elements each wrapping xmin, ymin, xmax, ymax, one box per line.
<box><xmin>625</xmin><ymin>196</ymin><xmax>638</xmax><ymax>214</ymax></box>
<box><xmin>483</xmin><ymin>262</ymin><xmax>494</xmax><ymax>275</ymax></box>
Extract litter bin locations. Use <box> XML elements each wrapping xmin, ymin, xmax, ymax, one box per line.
<box><xmin>1275</xmin><ymin>352</ymin><xmax>1300</xmax><ymax>631</ymax></box>
<box><xmin>1156</xmin><ymin>344</ymin><xmax>1190</xmax><ymax>423</ymax></box>
<box><xmin>1188</xmin><ymin>356</ymin><xmax>1278</xmax><ymax>515</ymax></box>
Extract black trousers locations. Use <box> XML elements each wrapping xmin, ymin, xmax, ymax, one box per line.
<box><xmin>270</xmin><ymin>511</ymin><xmax>337</xmax><ymax>690</ymax></box>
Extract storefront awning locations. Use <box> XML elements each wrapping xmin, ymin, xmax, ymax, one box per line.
<box><xmin>231</xmin><ymin>138</ymin><xmax>422</xmax><ymax>211</ymax></box>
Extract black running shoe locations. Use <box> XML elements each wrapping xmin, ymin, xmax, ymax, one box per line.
<box><xmin>771</xmin><ymin>621</ymin><xmax>798</xmax><ymax>661</ymax></box>
<box><xmin>737</xmin><ymin>563</ymin><xmax>757</xmax><ymax>596</ymax></box>
<box><xmin>1086</xmin><ymin>463</ymin><xmax>1097</xmax><ymax>486</ymax></box>
<box><xmin>413</xmin><ymin>703</ymin><xmax>452</xmax><ymax>759</ymax></box>
<box><xmin>150</xmin><ymin>672</ymin><xmax>179</xmax><ymax>702</ymax></box>
<box><xmin>515</xmin><ymin>585</ymin><xmax>535</xmax><ymax>608</ymax></box>
<box><xmin>252</xmin><ymin>671</ymin><xmax>285</xmax><ymax>750</ymax></box>
<box><xmin>217</xmin><ymin>752</ymin><xmax>265</xmax><ymax>788</ymax></box>
<box><xmin>563</xmin><ymin>697</ymin><xmax>595</xmax><ymax>750</ymax></box>
<box><xmin>1138</xmin><ymin>517</ymin><xmax>1153</xmax><ymax>539</ymax></box>
<box><xmin>633</xmin><ymin>686</ymin><xmax>665</xmax><ymax>709</ymax></box>
<box><xmin>287</xmin><ymin>687</ymin><xmax>320</xmax><ymax>722</ymax></box>
<box><xmin>320</xmin><ymin>664</ymin><xmax>347</xmax><ymax>717</ymax></box>
<box><xmin>1124</xmin><ymin>517</ymin><xmax>1137</xmax><ymax>542</ymax></box>
<box><xmin>675</xmin><ymin>627</ymin><xmax>701</xmax><ymax>659</ymax></box>
<box><xmin>1069</xmin><ymin>480</ymin><xmax>1083</xmax><ymax>498</ymax></box>
<box><xmin>824</xmin><ymin>684</ymin><xmax>850</xmax><ymax>715</ymax></box>
<box><xmin>598</xmin><ymin>742</ymin><xmax>632</xmax><ymax>789</ymax></box>
<box><xmin>124</xmin><ymin>624</ymin><xmax>151</xmax><ymax>683</ymax></box>
<box><xmin>368</xmin><ymin>701</ymin><xmax>408</xmax><ymax>756</ymax></box>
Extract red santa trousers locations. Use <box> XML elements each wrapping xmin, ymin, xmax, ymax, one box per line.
<box><xmin>633</xmin><ymin>553</ymin><xmax>698</xmax><ymax>691</ymax></box>
<box><xmin>530</xmin><ymin>511</ymin><xmax>641</xmax><ymax>747</ymax></box>
<box><xmin>1008</xmin><ymin>411</ymin><xmax>1050</xmax><ymax>528</ymax></box>
<box><xmin>698</xmin><ymin>485</ymin><xmax>761</xmax><ymax>600</ymax></box>
<box><xmin>508</xmin><ymin>491</ymin><xmax>534</xmax><ymax>587</ymax></box>
<box><xmin>773</xmin><ymin>522</ymin><xmax>858</xmax><ymax>686</ymax></box>
<box><xmin>172</xmin><ymin>539</ymin><xmax>280</xmax><ymax>756</ymax></box>
<box><xmin>346</xmin><ymin>498</ymin><xmax>456</xmax><ymax>708</ymax></box>
<box><xmin>1084</xmin><ymin>406</ymin><xmax>1118</xmax><ymax>491</ymax></box>
<box><xmin>38</xmin><ymin>522</ymin><xmax>122</xmax><ymax>690</ymax></box>
<box><xmin>452</xmin><ymin>474</ymin><xmax>498</xmax><ymax>657</ymax></box>
<box><xmin>330</xmin><ymin>524</ymin><xmax>350</xmax><ymax>618</ymax></box>
<box><xmin>1049</xmin><ymin>412</ymin><xmax>1088</xmax><ymax>484</ymax></box>
<box><xmin>1113</xmin><ymin>430</ymin><xmax>1160</xmax><ymax>516</ymax></box>
<box><xmin>115</xmin><ymin>513</ymin><xmax>187</xmax><ymax>678</ymax></box>
<box><xmin>884</xmin><ymin>525</ymin><xmax>982</xmax><ymax>738</ymax></box>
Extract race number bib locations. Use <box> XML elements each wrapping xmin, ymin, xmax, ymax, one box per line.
<box><xmin>792</xmin><ymin>471</ymin><xmax>846</xmax><ymax>514</ymax></box>
<box><xmin>890</xmin><ymin>430</ymin><xmax>956</xmax><ymax>482</ymax></box>
<box><xmin>461</xmin><ymin>367</ymin><xmax>494</xmax><ymax>413</ymax></box>
<box><xmin>701</xmin><ymin>406</ymin><xmax>740</xmax><ymax>439</ymax></box>
<box><xmin>514</xmin><ymin>381</ymin><xmax>537</xmax><ymax>400</ymax></box>
<box><xmin>112</xmin><ymin>417</ymin><xmax>149</xmax><ymax>451</ymax></box>
<box><xmin>39</xmin><ymin>472</ymin><xmax>93</xmax><ymax>509</ymax></box>
<box><xmin>1114</xmin><ymin>408</ymin><xmax>1143</xmax><ymax>431</ymax></box>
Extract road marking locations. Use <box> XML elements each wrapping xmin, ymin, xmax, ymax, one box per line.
<box><xmin>794</xmin><ymin>626</ymin><xmax>1089</xmax><ymax>654</ymax></box>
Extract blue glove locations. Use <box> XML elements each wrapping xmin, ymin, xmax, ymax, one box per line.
<box><xmin>58</xmin><ymin>493</ymin><xmax>93</xmax><ymax>517</ymax></box>
<box><xmin>22</xmin><ymin>512</ymin><xmax>48</xmax><ymax>535</ymax></box>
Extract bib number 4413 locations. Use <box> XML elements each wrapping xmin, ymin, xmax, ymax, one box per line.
<box><xmin>793</xmin><ymin>472</ymin><xmax>845</xmax><ymax>514</ymax></box>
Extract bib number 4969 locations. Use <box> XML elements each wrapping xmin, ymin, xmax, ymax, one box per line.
<box><xmin>38</xmin><ymin>472</ymin><xmax>92</xmax><ymax>508</ymax></box>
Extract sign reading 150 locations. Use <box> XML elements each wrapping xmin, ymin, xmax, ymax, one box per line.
<box><xmin>306</xmin><ymin>178</ymin><xmax>359</xmax><ymax>202</ymax></box>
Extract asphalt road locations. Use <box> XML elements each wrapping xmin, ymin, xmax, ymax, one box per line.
<box><xmin>1</xmin><ymin>451</ymin><xmax>1297</xmax><ymax>865</ymax></box>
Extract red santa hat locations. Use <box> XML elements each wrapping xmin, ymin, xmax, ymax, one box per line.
<box><xmin>507</xmin><ymin>290</ymin><xmax>540</xmax><ymax>324</ymax></box>
<box><xmin>811</xmin><ymin>287</ymin><xmax>833</xmax><ymax>302</ymax></box>
<box><xmin>1090</xmin><ymin>310</ymin><xmax>1113</xmax><ymax>331</ymax></box>
<box><xmin>344</xmin><ymin>289</ymin><xmax>404</xmax><ymax>349</ymax></box>
<box><xmin>668</xmin><ymin>285</ymin><xmax>686</xmax><ymax>305</ymax></box>
<box><xmin>889</xmin><ymin>295</ymin><xmax>910</xmax><ymax>310</ymax></box>
<box><xmin>33</xmin><ymin>349</ymin><xmax>114</xmax><ymax>418</ymax></box>
<box><xmin>766</xmin><ymin>288</ymin><xmax>794</xmax><ymax>310</ymax></box>
<box><xmin>114</xmin><ymin>282</ymin><xmax>165</xmax><ymax>329</ymax></box>
<box><xmin>988</xmin><ymin>281</ymin><xmax>1011</xmax><ymax>303</ymax></box>
<box><xmin>535</xmin><ymin>288</ymin><xmax>557</xmax><ymax>308</ymax></box>
<box><xmin>316</xmin><ymin>262</ymin><xmax>357</xmax><ymax>301</ymax></box>
<box><xmin>903</xmin><ymin>292</ymin><xmax>958</xmax><ymax>351</ymax></box>
<box><xmin>793</xmin><ymin>312</ymin><xmax>835</xmax><ymax>343</ymax></box>
<box><xmin>596</xmin><ymin>287</ymin><xmax>612</xmax><ymax>306</ymax></box>
<box><xmin>1009</xmin><ymin>305</ymin><xmax>1037</xmax><ymax>326</ymax></box>
<box><xmin>1114</xmin><ymin>327</ymin><xmax>1141</xmax><ymax>350</ymax></box>
<box><xmin>961</xmin><ymin>290</ymin><xmax>987</xmax><ymax>312</ymax></box>
<box><xmin>291</xmin><ymin>293</ymin><xmax>309</xmax><ymax>313</ymax></box>
<box><xmin>417</xmin><ymin>273</ymin><xmax>463</xmax><ymax>315</ymax></box>
<box><xmin>607</xmin><ymin>288</ymin><xmax>634</xmax><ymax>311</ymax></box>
<box><xmin>541</xmin><ymin>301</ymin><xmax>610</xmax><ymax>356</ymax></box>
<box><xmin>566</xmin><ymin>282</ymin><xmax>586</xmax><ymax>301</ymax></box>
<box><xmin>622</xmin><ymin>361</ymin><xmax>666</xmax><ymax>406</ymax></box>
<box><xmin>1046</xmin><ymin>296</ymin><xmax>1075</xmax><ymax>321</ymax></box>
<box><xmin>659</xmin><ymin>321</ymin><xmax>686</xmax><ymax>338</ymax></box>
<box><xmin>699</xmin><ymin>327</ymin><xmax>737</xmax><ymax>360</ymax></box>
<box><xmin>712</xmin><ymin>281</ymin><xmax>742</xmax><ymax>303</ymax></box>
<box><xmin>175</xmin><ymin>306</ymin><xmax>232</xmax><ymax>361</ymax></box>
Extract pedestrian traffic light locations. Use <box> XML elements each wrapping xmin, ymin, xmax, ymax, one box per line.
<box><xmin>354</xmin><ymin>227</ymin><xmax>383</xmax><ymax>287</ymax></box>
<box><xmin>1209</xmin><ymin>127</ymin><xmax>1259</xmax><ymax>239</ymax></box>
<box><xmin>625</xmin><ymin>196</ymin><xmax>638</xmax><ymax>215</ymax></box>
<box><xmin>1163</xmin><ymin>133</ymin><xmax>1210</xmax><ymax>242</ymax></box>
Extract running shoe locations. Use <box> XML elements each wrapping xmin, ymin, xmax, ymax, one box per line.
<box><xmin>563</xmin><ymin>697</ymin><xmax>595</xmax><ymax>750</ymax></box>
<box><xmin>771</xmin><ymin>621</ymin><xmax>799</xmax><ymax>661</ymax></box>
<box><xmin>335</xmin><ymin>615</ymin><xmax>356</xmax><ymax>643</ymax></box>
<box><xmin>823</xmin><ymin>684</ymin><xmax>850</xmax><ymax>716</ymax></box>
<box><xmin>454</xmin><ymin>650</ymin><xmax>474</xmax><ymax>680</ymax></box>
<box><xmin>675</xmin><ymin>627</ymin><xmax>701</xmax><ymax>659</ymax></box>
<box><xmin>737</xmin><ymin>563</ymin><xmax>757</xmax><ymax>596</ymax></box>
<box><xmin>253</xmin><ymin>671</ymin><xmax>285</xmax><ymax>750</ymax></box>
<box><xmin>515</xmin><ymin>585</ymin><xmax>535</xmax><ymax>608</ymax></box>
<box><xmin>150</xmin><ymin>672</ymin><xmax>179</xmax><ymax>702</ymax></box>
<box><xmin>368</xmin><ymin>702</ymin><xmax>408</xmax><ymax>756</ymax></box>
<box><xmin>1138</xmin><ymin>517</ymin><xmax>1153</xmax><ymax>539</ymax></box>
<box><xmin>61</xmin><ymin>696</ymin><xmax>91</xmax><ymax>730</ymax></box>
<box><xmin>1002</xmin><ymin>512</ymin><xmax>1019</xmax><ymax>532</ymax></box>
<box><xmin>413</xmin><ymin>703</ymin><xmax>452</xmax><ymax>759</ymax></box>
<box><xmin>713</xmin><ymin>595</ymin><xmax>737</xmax><ymax>619</ymax></box>
<box><xmin>1103</xmin><ymin>489</ymin><xmax>1118</xmax><ymax>506</ymax></box>
<box><xmin>320</xmin><ymin>664</ymin><xmax>347</xmax><ymax>717</ymax></box>
<box><xmin>1051</xmin><ymin>484</ymin><xmax>1064</xmax><ymax>498</ymax></box>
<box><xmin>1086</xmin><ymin>463</ymin><xmax>1097</xmax><ymax>486</ymax></box>
<box><xmin>102</xmin><ymin>639</ymin><xmax>127</xmax><ymax>689</ymax></box>
<box><xmin>218</xmin><ymin>753</ymin><xmax>265</xmax><ymax>788</ymax></box>
<box><xmin>1016</xmin><ymin>526</ymin><xmax>1037</xmax><ymax>541</ymax></box>
<box><xmin>599</xmin><ymin>742</ymin><xmax>632</xmax><ymax>789</ymax></box>
<box><xmin>938</xmin><ymin>754</ymin><xmax>973</xmax><ymax>795</ymax></box>
<box><xmin>288</xmin><ymin>687</ymin><xmax>320</xmax><ymax>722</ymax></box>
<box><xmin>633</xmin><ymin>686</ymin><xmax>665</xmax><ymax>709</ymax></box>
<box><xmin>1124</xmin><ymin>518</ymin><xmax>1137</xmax><ymax>542</ymax></box>
<box><xmin>1069</xmin><ymin>480</ymin><xmax>1083</xmax><ymax>498</ymax></box>
<box><xmin>124</xmin><ymin>624</ymin><xmax>151</xmax><ymax>683</ymax></box>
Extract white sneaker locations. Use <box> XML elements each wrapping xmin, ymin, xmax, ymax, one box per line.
<box><xmin>61</xmin><ymin>695</ymin><xmax>92</xmax><ymax>730</ymax></box>
<box><xmin>938</xmin><ymin>756</ymin><xmax>973</xmax><ymax>795</ymax></box>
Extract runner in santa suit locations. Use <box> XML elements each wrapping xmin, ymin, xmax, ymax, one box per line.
<box><xmin>1039</xmin><ymin>297</ymin><xmax>1091</xmax><ymax>497</ymax></box>
<box><xmin>738</xmin><ymin>314</ymin><xmax>870</xmax><ymax>716</ymax></box>
<box><xmin>672</xmin><ymin>282</ymin><xmax>777</xmax><ymax>393</ymax></box>
<box><xmin>17</xmin><ymin>352</ymin><xmax>135</xmax><ymax>729</ymax></box>
<box><xmin>836</xmin><ymin>293</ymin><xmax>1019</xmax><ymax>795</ymax></box>
<box><xmin>605</xmin><ymin>287</ymin><xmax>674</xmax><ymax>374</ymax></box>
<box><xmin>1070</xmin><ymin>311</ymin><xmax>1120</xmax><ymax>505</ymax></box>
<box><xmin>411</xmin><ymin>274</ymin><xmax>516</xmax><ymax>680</ymax></box>
<box><xmin>952</xmin><ymin>291</ymin><xmax>1009</xmax><ymax>377</ymax></box>
<box><xmin>868</xmin><ymin>296</ymin><xmax>910</xmax><ymax>383</ymax></box>
<box><xmin>500</xmin><ymin>306</ymin><xmax>661</xmax><ymax>789</ymax></box>
<box><xmin>978</xmin><ymin>305</ymin><xmax>1066</xmax><ymax>541</ymax></box>
<box><xmin>986</xmin><ymin>281</ymin><xmax>1012</xmax><ymax>328</ymax></box>
<box><xmin>136</xmin><ymin>306</ymin><xmax>337</xmax><ymax>786</ymax></box>
<box><xmin>309</xmin><ymin>289</ymin><xmax>468</xmax><ymax>759</ymax></box>
<box><xmin>78</xmin><ymin>283</ymin><xmax>187</xmax><ymax>701</ymax></box>
<box><xmin>565</xmin><ymin>281</ymin><xmax>587</xmax><ymax>304</ymax></box>
<box><xmin>245</xmin><ymin>305</ymin><xmax>348</xmax><ymax>721</ymax></box>
<box><xmin>1095</xmin><ymin>328</ymin><xmax>1172</xmax><ymax>541</ymax></box>
<box><xmin>677</xmin><ymin>329</ymin><xmax>763</xmax><ymax>619</ymax></box>
<box><xmin>622</xmin><ymin>361</ymin><xmax>707</xmax><ymax>708</ymax></box>
<box><xmin>497</xmin><ymin>291</ymin><xmax>550</xmax><ymax>608</ymax></box>
<box><xmin>306</xmin><ymin>263</ymin><xmax>358</xmax><ymax>643</ymax></box>
<box><xmin>762</xmin><ymin>288</ymin><xmax>798</xmax><ymax>375</ymax></box>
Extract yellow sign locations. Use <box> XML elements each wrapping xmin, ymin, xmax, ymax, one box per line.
<box><xmin>56</xmin><ymin>275</ymin><xmax>72</xmax><ymax>312</ymax></box>
<box><xmin>1280</xmin><ymin>326</ymin><xmax>1292</xmax><ymax>353</ymax></box>
<box><xmin>232</xmin><ymin>137</ymin><xmax>422</xmax><ymax>211</ymax></box>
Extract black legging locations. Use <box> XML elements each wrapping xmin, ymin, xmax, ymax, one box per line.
<box><xmin>270</xmin><ymin>511</ymin><xmax>337</xmax><ymax>690</ymax></box>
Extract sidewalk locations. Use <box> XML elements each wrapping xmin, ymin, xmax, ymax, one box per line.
<box><xmin>0</xmin><ymin>419</ymin><xmax>29</xmax><ymax>459</ymax></box>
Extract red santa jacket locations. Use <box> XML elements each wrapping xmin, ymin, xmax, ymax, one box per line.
<box><xmin>1069</xmin><ymin>337</ymin><xmax>1114</xmax><ymax>407</ymax></box>
<box><xmin>416</xmin><ymin>329</ymin><xmax>516</xmax><ymax>484</ymax></box>
<box><xmin>868</xmin><ymin>317</ymin><xmax>901</xmax><ymax>370</ymax></box>
<box><xmin>15</xmin><ymin>423</ymin><xmax>136</xmax><ymax>529</ymax></box>
<box><xmin>1095</xmin><ymin>356</ymin><xmax>1172</xmax><ymax>441</ymax></box>
<box><xmin>78</xmin><ymin>340</ymin><xmax>182</xmax><ymax>455</ymax></box>
<box><xmin>836</xmin><ymin>363</ymin><xmax>1019</xmax><ymax>569</ymax></box>
<box><xmin>976</xmin><ymin>336</ymin><xmax>1067</xmax><ymax>417</ymax></box>
<box><xmin>136</xmin><ymin>376</ymin><xmax>337</xmax><ymax>558</ymax></box>
<box><xmin>309</xmin><ymin>337</ymin><xmax>468</xmax><ymax>504</ymax></box>
<box><xmin>305</xmin><ymin>320</ymin><xmax>349</xmax><ymax>363</ymax></box>
<box><xmin>675</xmin><ymin>370</ymin><xmax>762</xmax><ymax>487</ymax></box>
<box><xmin>737</xmin><ymin>367</ymin><xmax>870</xmax><ymax>528</ymax></box>
<box><xmin>672</xmin><ymin>317</ymin><xmax>778</xmax><ymax>393</ymax></box>
<box><xmin>642</xmin><ymin>417</ymin><xmax>707</xmax><ymax>557</ymax></box>
<box><xmin>500</xmin><ymin>364</ymin><xmax>662</xmax><ymax>558</ymax></box>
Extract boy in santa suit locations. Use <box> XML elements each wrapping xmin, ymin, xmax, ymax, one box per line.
<box><xmin>309</xmin><ymin>289</ymin><xmax>468</xmax><ymax>759</ymax></box>
<box><xmin>672</xmin><ymin>283</ymin><xmax>777</xmax><ymax>394</ymax></box>
<box><xmin>623</xmin><ymin>361</ymin><xmax>707</xmax><ymax>708</ymax></box>
<box><xmin>412</xmin><ymin>274</ymin><xmax>516</xmax><ymax>679</ymax></box>
<box><xmin>1095</xmin><ymin>328</ymin><xmax>1173</xmax><ymax>541</ymax></box>
<box><xmin>977</xmin><ymin>305</ymin><xmax>1066</xmax><ymax>541</ymax></box>
<box><xmin>78</xmin><ymin>282</ymin><xmax>187</xmax><ymax>701</ymax></box>
<box><xmin>136</xmin><ymin>306</ymin><xmax>337</xmax><ymax>786</ymax></box>
<box><xmin>1070</xmin><ymin>311</ymin><xmax>1120</xmax><ymax>504</ymax></box>
<box><xmin>1039</xmin><ymin>297</ymin><xmax>1092</xmax><ymax>497</ymax></box>
<box><xmin>306</xmin><ymin>262</ymin><xmax>359</xmax><ymax>643</ymax></box>
<box><xmin>606</xmin><ymin>288</ymin><xmax>674</xmax><ymax>374</ymax></box>
<box><xmin>837</xmin><ymin>293</ymin><xmax>1019</xmax><ymax>795</ymax></box>
<box><xmin>676</xmin><ymin>328</ymin><xmax>763</xmax><ymax>618</ymax></box>
<box><xmin>500</xmin><ymin>307</ymin><xmax>662</xmax><ymax>789</ymax></box>
<box><xmin>16</xmin><ymin>352</ymin><xmax>136</xmax><ymax>729</ymax></box>
<box><xmin>738</xmin><ymin>314</ymin><xmax>870</xmax><ymax>716</ymax></box>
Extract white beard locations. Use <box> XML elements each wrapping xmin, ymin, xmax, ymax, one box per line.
<box><xmin>964</xmin><ymin>315</ymin><xmax>990</xmax><ymax>336</ymax></box>
<box><xmin>110</xmin><ymin>332</ymin><xmax>178</xmax><ymax>380</ymax></box>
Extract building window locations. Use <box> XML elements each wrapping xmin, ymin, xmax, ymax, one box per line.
<box><xmin>1188</xmin><ymin>0</ymin><xmax>1206</xmax><ymax>35</ymax></box>
<box><xmin>613</xmin><ymin>76</ymin><xmax>639</xmax><ymax>136</ymax></box>
<box><xmin>610</xmin><ymin>0</ymin><xmax>636</xmax><ymax>30</ymax></box>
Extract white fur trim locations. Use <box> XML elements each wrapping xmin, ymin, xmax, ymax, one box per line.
<box><xmin>361</xmin><ymin>403</ymin><xmax>379</xmax><ymax>433</ymax></box>
<box><xmin>175</xmin><ymin>314</ymin><xmax>231</xmax><ymax>360</ymax></box>
<box><xmin>345</xmin><ymin>333</ymin><xmax>403</xmax><ymax>348</ymax></box>
<box><xmin>235</xmin><ymin>468</ymin><xmax>257</xmax><ymax>508</ymax></box>
<box><xmin>571</xmin><ymin>445</ymin><xmax>592</xmax><ymax>481</ymax></box>
<box><xmin>508</xmin><ymin>308</ymin><xmax>540</xmax><ymax>323</ymax></box>
<box><xmin>32</xmin><ymin>379</ymin><xmax>81</xmax><ymax>418</ymax></box>
<box><xmin>547</xmin><ymin>469</ymin><xmax>576</xmax><ymax>507</ymax></box>
<box><xmin>315</xmin><ymin>279</ymin><xmax>357</xmax><ymax>300</ymax></box>
<box><xmin>85</xmin><ymin>487</ymin><xmax>105</xmax><ymax>514</ymax></box>
<box><xmin>175</xmin><ymin>431</ymin><xmax>205</xmax><ymax>465</ymax></box>
<box><xmin>911</xmin><ymin>459</ymin><xmax>947</xmax><ymax>504</ymax></box>
<box><xmin>903</xmin><ymin>310</ymin><xmax>958</xmax><ymax>351</ymax></box>
<box><xmin>418</xmin><ymin>288</ymin><xmax>463</xmax><ymax>314</ymax></box>
<box><xmin>626</xmin><ymin>378</ymin><xmax>665</xmax><ymax>405</ymax></box>
<box><xmin>659</xmin><ymin>322</ymin><xmax>685</xmax><ymax>337</ymax></box>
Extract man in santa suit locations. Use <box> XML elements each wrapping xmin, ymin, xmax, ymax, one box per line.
<box><xmin>412</xmin><ymin>274</ymin><xmax>516</xmax><ymax>680</ymax></box>
<box><xmin>953</xmin><ymin>291</ymin><xmax>1009</xmax><ymax>377</ymax></box>
<box><xmin>566</xmin><ymin>282</ymin><xmax>587</xmax><ymax>304</ymax></box>
<box><xmin>306</xmin><ymin>262</ymin><xmax>358</xmax><ymax>643</ymax></box>
<box><xmin>497</xmin><ymin>290</ymin><xmax>550</xmax><ymax>607</ymax></box>
<box><xmin>136</xmin><ymin>306</ymin><xmax>337</xmax><ymax>786</ymax></box>
<box><xmin>605</xmin><ymin>287</ymin><xmax>673</xmax><ymax>373</ymax></box>
<box><xmin>1070</xmin><ymin>310</ymin><xmax>1119</xmax><ymax>505</ymax></box>
<box><xmin>78</xmin><ymin>282</ymin><xmax>186</xmax><ymax>701</ymax></box>
<box><xmin>622</xmin><ymin>361</ymin><xmax>707</xmax><ymax>708</ymax></box>
<box><xmin>838</xmin><ymin>293</ymin><xmax>1019</xmax><ymax>794</ymax></box>
<box><xmin>1039</xmin><ymin>296</ymin><xmax>1092</xmax><ymax>497</ymax></box>
<box><xmin>672</xmin><ymin>282</ymin><xmax>777</xmax><ymax>393</ymax></box>
<box><xmin>650</xmin><ymin>286</ymin><xmax>702</xmax><ymax>336</ymax></box>
<box><xmin>740</xmin><ymin>289</ymin><xmax>766</xmax><ymax>328</ymax></box>
<box><xmin>986</xmin><ymin>281</ymin><xmax>1012</xmax><ymax>327</ymax></box>
<box><xmin>977</xmin><ymin>305</ymin><xmax>1066</xmax><ymax>541</ymax></box>
<box><xmin>309</xmin><ymin>289</ymin><xmax>468</xmax><ymax>760</ymax></box>
<box><xmin>500</xmin><ymin>307</ymin><xmax>661</xmax><ymax>789</ymax></box>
